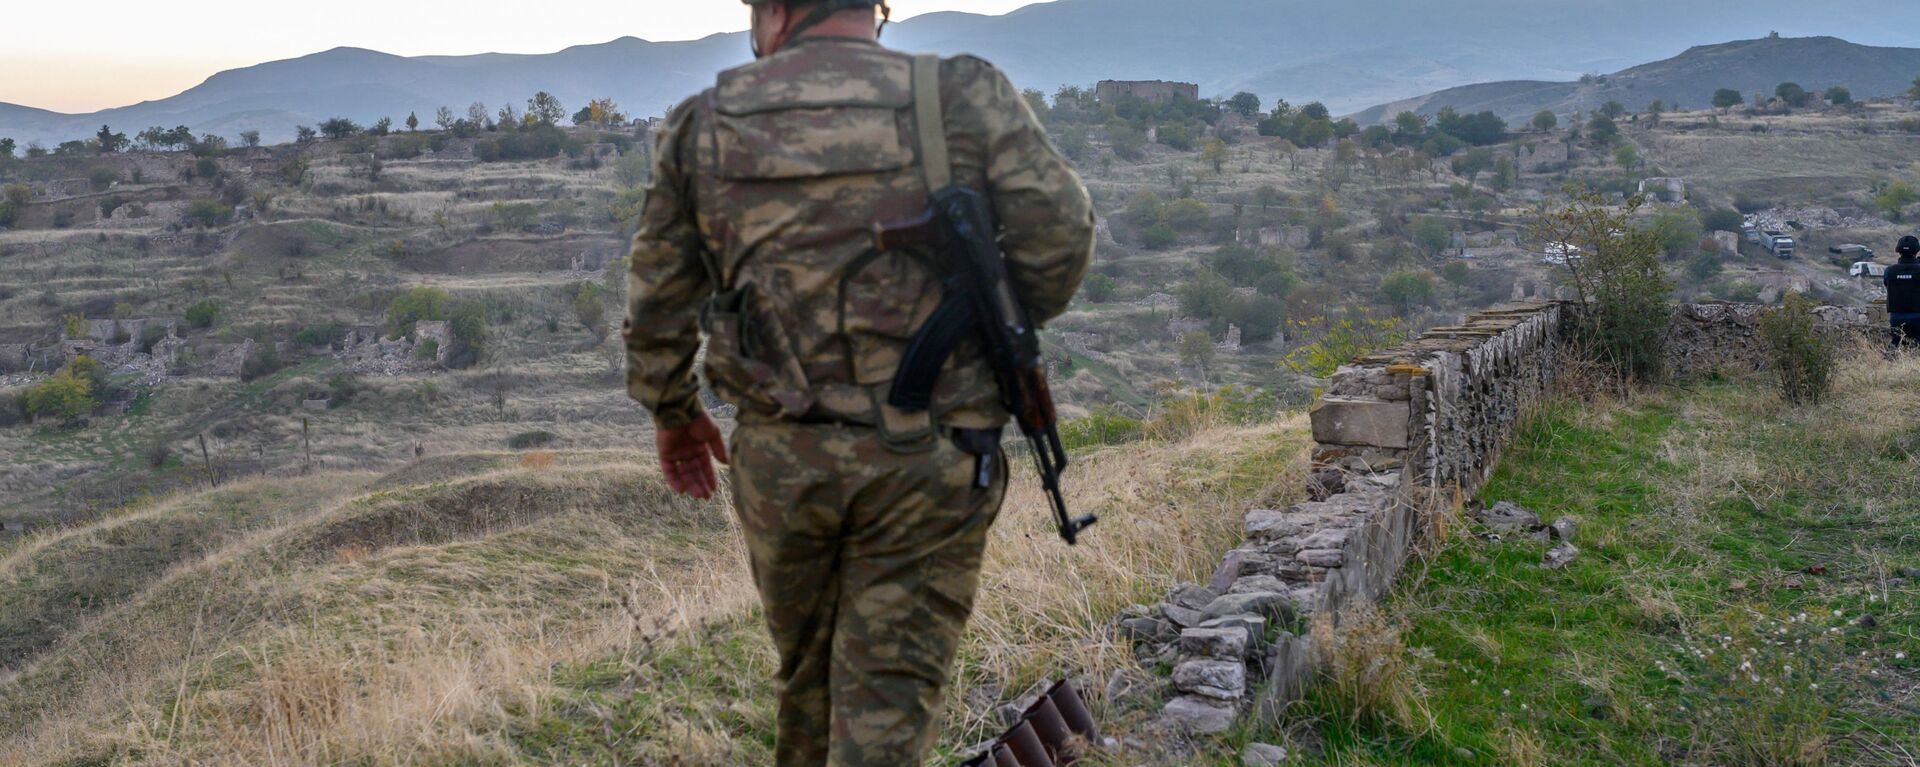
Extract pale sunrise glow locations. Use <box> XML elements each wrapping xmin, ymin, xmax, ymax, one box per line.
<box><xmin>0</xmin><ymin>0</ymin><xmax>1050</xmax><ymax>113</ymax></box>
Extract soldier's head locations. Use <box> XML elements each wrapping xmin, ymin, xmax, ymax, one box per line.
<box><xmin>1900</xmin><ymin>235</ymin><xmax>1920</xmax><ymax>262</ymax></box>
<box><xmin>744</xmin><ymin>0</ymin><xmax>890</xmax><ymax>59</ymax></box>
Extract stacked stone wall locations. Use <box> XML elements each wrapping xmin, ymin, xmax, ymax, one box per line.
<box><xmin>1142</xmin><ymin>299</ymin><xmax>1890</xmax><ymax>736</ymax></box>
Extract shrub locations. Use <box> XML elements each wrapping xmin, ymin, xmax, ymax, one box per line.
<box><xmin>239</xmin><ymin>336</ymin><xmax>282</xmax><ymax>382</ymax></box>
<box><xmin>1141</xmin><ymin>222</ymin><xmax>1178</xmax><ymax>250</ymax></box>
<box><xmin>1758</xmin><ymin>292</ymin><xmax>1836</xmax><ymax>405</ymax></box>
<box><xmin>1081</xmin><ymin>273</ymin><xmax>1116</xmax><ymax>303</ymax></box>
<box><xmin>1534</xmin><ymin>193</ymin><xmax>1672</xmax><ymax>383</ymax></box>
<box><xmin>23</xmin><ymin>371</ymin><xmax>96</xmax><ymax>421</ymax></box>
<box><xmin>415</xmin><ymin>338</ymin><xmax>440</xmax><ymax>361</ymax></box>
<box><xmin>146</xmin><ymin>442</ymin><xmax>173</xmax><ymax>469</ymax></box>
<box><xmin>385</xmin><ymin>286</ymin><xmax>450</xmax><ymax>336</ymax></box>
<box><xmin>445</xmin><ymin>300</ymin><xmax>488</xmax><ymax>369</ymax></box>
<box><xmin>1282</xmin><ymin>317</ymin><xmax>1408</xmax><ymax>378</ymax></box>
<box><xmin>184</xmin><ymin>300</ymin><xmax>220</xmax><ymax>328</ymax></box>
<box><xmin>1164</xmin><ymin>199</ymin><xmax>1210</xmax><ymax>232</ymax></box>
<box><xmin>1059</xmin><ymin>406</ymin><xmax>1143</xmax><ymax>451</ymax></box>
<box><xmin>183</xmin><ymin>199</ymin><xmax>233</xmax><ymax>228</ymax></box>
<box><xmin>507</xmin><ymin>430</ymin><xmax>558</xmax><ymax>450</ymax></box>
<box><xmin>293</xmin><ymin>322</ymin><xmax>345</xmax><ymax>348</ymax></box>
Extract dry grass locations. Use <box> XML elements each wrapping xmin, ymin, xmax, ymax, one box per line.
<box><xmin>0</xmin><ymin>410</ymin><xmax>1310</xmax><ymax>765</ymax></box>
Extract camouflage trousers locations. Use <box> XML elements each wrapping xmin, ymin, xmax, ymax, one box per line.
<box><xmin>730</xmin><ymin>419</ymin><xmax>1006</xmax><ymax>767</ymax></box>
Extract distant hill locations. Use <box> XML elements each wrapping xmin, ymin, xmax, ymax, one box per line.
<box><xmin>6</xmin><ymin>0</ymin><xmax>1920</xmax><ymax>146</ymax></box>
<box><xmin>1352</xmin><ymin>36</ymin><xmax>1920</xmax><ymax>125</ymax></box>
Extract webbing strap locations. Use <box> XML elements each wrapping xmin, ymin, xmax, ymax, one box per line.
<box><xmin>911</xmin><ymin>53</ymin><xmax>951</xmax><ymax>193</ymax></box>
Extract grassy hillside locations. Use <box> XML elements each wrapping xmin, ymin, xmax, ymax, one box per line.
<box><xmin>1252</xmin><ymin>351</ymin><xmax>1920</xmax><ymax>766</ymax></box>
<box><xmin>0</xmin><ymin>409</ymin><xmax>1307</xmax><ymax>765</ymax></box>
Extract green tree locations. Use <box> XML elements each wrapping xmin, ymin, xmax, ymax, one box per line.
<box><xmin>1178</xmin><ymin>331</ymin><xmax>1216</xmax><ymax>373</ymax></box>
<box><xmin>1450</xmin><ymin>147</ymin><xmax>1494</xmax><ymax>186</ymax></box>
<box><xmin>1020</xmin><ymin>89</ymin><xmax>1050</xmax><ymax>122</ymax></box>
<box><xmin>1225</xmin><ymin>293</ymin><xmax>1286</xmax><ymax>343</ymax></box>
<box><xmin>1122</xmin><ymin>190</ymin><xmax>1165</xmax><ymax>228</ymax></box>
<box><xmin>1201</xmin><ymin>138</ymin><xmax>1228</xmax><ymax>174</ymax></box>
<box><xmin>1227</xmin><ymin>91</ymin><xmax>1262</xmax><ymax>118</ymax></box>
<box><xmin>527</xmin><ymin>92</ymin><xmax>566</xmax><ymax>125</ymax></box>
<box><xmin>371</xmin><ymin>117</ymin><xmax>393</xmax><ymax>135</ymax></box>
<box><xmin>1534</xmin><ymin>193</ymin><xmax>1673</xmax><ymax>382</ymax></box>
<box><xmin>1712</xmin><ymin>88</ymin><xmax>1744</xmax><ymax>111</ymax></box>
<box><xmin>1650</xmin><ymin>207</ymin><xmax>1703</xmax><ymax>258</ymax></box>
<box><xmin>445</xmin><ymin>300</ymin><xmax>489</xmax><ymax>368</ymax></box>
<box><xmin>1613</xmin><ymin>143</ymin><xmax>1640</xmax><ymax>171</ymax></box>
<box><xmin>318</xmin><ymin>117</ymin><xmax>360</xmax><ymax>140</ymax></box>
<box><xmin>1599</xmin><ymin>101</ymin><xmax>1626</xmax><ymax>119</ymax></box>
<box><xmin>1909</xmin><ymin>75</ymin><xmax>1920</xmax><ymax>101</ymax></box>
<box><xmin>1531</xmin><ymin>110</ymin><xmax>1558</xmax><ymax>132</ymax></box>
<box><xmin>1587</xmin><ymin>114</ymin><xmax>1619</xmax><ymax>145</ymax></box>
<box><xmin>1700</xmin><ymin>207</ymin><xmax>1743</xmax><ymax>233</ymax></box>
<box><xmin>1081</xmin><ymin>273</ymin><xmax>1117</xmax><ymax>303</ymax></box>
<box><xmin>1165</xmin><ymin>199</ymin><xmax>1210</xmax><ymax>231</ymax></box>
<box><xmin>572</xmin><ymin>280</ymin><xmax>606</xmax><ymax>334</ymax></box>
<box><xmin>1378</xmin><ymin>270</ymin><xmax>1434</xmax><ymax>315</ymax></box>
<box><xmin>1393</xmin><ymin>111</ymin><xmax>1427</xmax><ymax>140</ymax></box>
<box><xmin>0</xmin><ymin>137</ymin><xmax>14</xmax><ymax>158</ymax></box>
<box><xmin>1826</xmin><ymin>85</ymin><xmax>1851</xmax><ymax>106</ymax></box>
<box><xmin>296</xmin><ymin>125</ymin><xmax>317</xmax><ymax>144</ymax></box>
<box><xmin>95</xmin><ymin>125</ymin><xmax>129</xmax><ymax>154</ymax></box>
<box><xmin>385</xmin><ymin>286</ymin><xmax>451</xmax><ymax>336</ymax></box>
<box><xmin>1685</xmin><ymin>252</ymin><xmax>1723</xmax><ymax>281</ymax></box>
<box><xmin>1142</xmin><ymin>223</ymin><xmax>1178</xmax><ymax>250</ymax></box>
<box><xmin>406</xmin><ymin>112</ymin><xmax>420</xmax><ymax>131</ymax></box>
<box><xmin>23</xmin><ymin>370</ymin><xmax>96</xmax><ymax>421</ymax></box>
<box><xmin>239</xmin><ymin>130</ymin><xmax>261</xmax><ymax>148</ymax></box>
<box><xmin>1440</xmin><ymin>260</ymin><xmax>1472</xmax><ymax>288</ymax></box>
<box><xmin>1776</xmin><ymin>82</ymin><xmax>1809</xmax><ymax>108</ymax></box>
<box><xmin>184</xmin><ymin>300</ymin><xmax>220</xmax><ymax>328</ymax></box>
<box><xmin>1412</xmin><ymin>216</ymin><xmax>1452</xmax><ymax>257</ymax></box>
<box><xmin>1875</xmin><ymin>180</ymin><xmax>1919</xmax><ymax>221</ymax></box>
<box><xmin>1176</xmin><ymin>270</ymin><xmax>1232</xmax><ymax>319</ymax></box>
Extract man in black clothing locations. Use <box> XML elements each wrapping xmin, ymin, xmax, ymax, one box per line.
<box><xmin>1889</xmin><ymin>235</ymin><xmax>1920</xmax><ymax>350</ymax></box>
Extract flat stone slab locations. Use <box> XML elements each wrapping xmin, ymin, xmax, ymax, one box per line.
<box><xmin>1161</xmin><ymin>694</ymin><xmax>1237</xmax><ymax>734</ymax></box>
<box><xmin>1310</xmin><ymin>397</ymin><xmax>1412</xmax><ymax>449</ymax></box>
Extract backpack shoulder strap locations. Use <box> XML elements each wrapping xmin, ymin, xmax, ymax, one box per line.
<box><xmin>911</xmin><ymin>53</ymin><xmax>951</xmax><ymax>193</ymax></box>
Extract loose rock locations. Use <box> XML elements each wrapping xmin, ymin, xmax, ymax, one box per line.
<box><xmin>1172</xmin><ymin>659</ymin><xmax>1246</xmax><ymax>700</ymax></box>
<box><xmin>1202</xmin><ymin>591</ymin><xmax>1291</xmax><ymax>621</ymax></box>
<box><xmin>1549</xmin><ymin>516</ymin><xmax>1577</xmax><ymax>542</ymax></box>
<box><xmin>1229</xmin><ymin>574</ymin><xmax>1288</xmax><ymax>595</ymax></box>
<box><xmin>1542</xmin><ymin>542</ymin><xmax>1579</xmax><ymax>570</ymax></box>
<box><xmin>1242</xmin><ymin>742</ymin><xmax>1288</xmax><ymax>766</ymax></box>
<box><xmin>1161</xmin><ymin>695</ymin><xmax>1236</xmax><ymax>734</ymax></box>
<box><xmin>1474</xmin><ymin>501</ymin><xmax>1541</xmax><ymax>532</ymax></box>
<box><xmin>1179</xmin><ymin>627</ymin><xmax>1249</xmax><ymax>660</ymax></box>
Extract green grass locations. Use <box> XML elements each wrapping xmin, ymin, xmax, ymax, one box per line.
<box><xmin>1265</xmin><ymin>381</ymin><xmax>1920</xmax><ymax>766</ymax></box>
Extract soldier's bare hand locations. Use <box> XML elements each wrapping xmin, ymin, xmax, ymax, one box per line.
<box><xmin>656</xmin><ymin>413</ymin><xmax>729</xmax><ymax>499</ymax></box>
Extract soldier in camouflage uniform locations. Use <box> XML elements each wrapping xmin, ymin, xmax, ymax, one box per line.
<box><xmin>623</xmin><ymin>0</ymin><xmax>1093</xmax><ymax>763</ymax></box>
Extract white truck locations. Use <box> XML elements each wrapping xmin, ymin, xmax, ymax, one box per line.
<box><xmin>1764</xmin><ymin>230</ymin><xmax>1796</xmax><ymax>259</ymax></box>
<box><xmin>1850</xmin><ymin>261</ymin><xmax>1887</xmax><ymax>278</ymax></box>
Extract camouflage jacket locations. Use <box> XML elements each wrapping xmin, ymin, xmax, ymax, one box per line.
<box><xmin>624</xmin><ymin>36</ymin><xmax>1094</xmax><ymax>441</ymax></box>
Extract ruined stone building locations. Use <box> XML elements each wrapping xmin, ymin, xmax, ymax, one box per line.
<box><xmin>1094</xmin><ymin>80</ymin><xmax>1200</xmax><ymax>104</ymax></box>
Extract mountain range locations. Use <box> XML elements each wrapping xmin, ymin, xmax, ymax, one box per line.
<box><xmin>1351</xmin><ymin>36</ymin><xmax>1920</xmax><ymax>125</ymax></box>
<box><xmin>5</xmin><ymin>0</ymin><xmax>1920</xmax><ymax>146</ymax></box>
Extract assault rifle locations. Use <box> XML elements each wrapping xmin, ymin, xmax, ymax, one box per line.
<box><xmin>872</xmin><ymin>186</ymin><xmax>1095</xmax><ymax>545</ymax></box>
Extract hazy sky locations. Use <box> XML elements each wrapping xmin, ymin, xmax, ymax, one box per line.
<box><xmin>1</xmin><ymin>1</ymin><xmax>1046</xmax><ymax>113</ymax></box>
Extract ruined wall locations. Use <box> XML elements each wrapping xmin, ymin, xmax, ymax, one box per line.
<box><xmin>1145</xmin><ymin>299</ymin><xmax>1890</xmax><ymax>734</ymax></box>
<box><xmin>1665</xmin><ymin>302</ymin><xmax>1885</xmax><ymax>380</ymax></box>
<box><xmin>1094</xmin><ymin>80</ymin><xmax>1200</xmax><ymax>104</ymax></box>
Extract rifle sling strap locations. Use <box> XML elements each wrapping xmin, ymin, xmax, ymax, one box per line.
<box><xmin>912</xmin><ymin>54</ymin><xmax>951</xmax><ymax>193</ymax></box>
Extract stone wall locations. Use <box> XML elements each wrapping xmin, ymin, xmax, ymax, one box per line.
<box><xmin>1142</xmin><ymin>299</ymin><xmax>1889</xmax><ymax>735</ymax></box>
<box><xmin>1149</xmin><ymin>302</ymin><xmax>1569</xmax><ymax>733</ymax></box>
<box><xmin>1664</xmin><ymin>302</ymin><xmax>1885</xmax><ymax>380</ymax></box>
